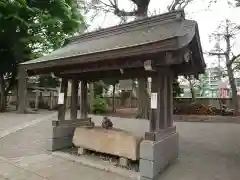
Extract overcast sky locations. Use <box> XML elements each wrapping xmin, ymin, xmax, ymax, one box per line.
<box><xmin>85</xmin><ymin>0</ymin><xmax>240</xmax><ymax>68</ymax></box>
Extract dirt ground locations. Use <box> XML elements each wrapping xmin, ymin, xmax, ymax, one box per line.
<box><xmin>105</xmin><ymin>108</ymin><xmax>137</xmax><ymax>118</ymax></box>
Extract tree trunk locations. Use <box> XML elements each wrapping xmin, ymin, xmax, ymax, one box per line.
<box><xmin>0</xmin><ymin>74</ymin><xmax>7</xmax><ymax>112</ymax></box>
<box><xmin>136</xmin><ymin>4</ymin><xmax>150</xmax><ymax>119</ymax></box>
<box><xmin>225</xmin><ymin>26</ymin><xmax>239</xmax><ymax>115</ymax></box>
<box><xmin>137</xmin><ymin>77</ymin><xmax>149</xmax><ymax>119</ymax></box>
<box><xmin>190</xmin><ymin>87</ymin><xmax>196</xmax><ymax>102</ymax></box>
<box><xmin>112</xmin><ymin>84</ymin><xmax>116</xmax><ymax>112</ymax></box>
<box><xmin>189</xmin><ymin>80</ymin><xmax>196</xmax><ymax>102</ymax></box>
<box><xmin>226</xmin><ymin>65</ymin><xmax>238</xmax><ymax>115</ymax></box>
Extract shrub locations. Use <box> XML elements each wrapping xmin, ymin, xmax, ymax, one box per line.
<box><xmin>120</xmin><ymin>91</ymin><xmax>130</xmax><ymax>106</ymax></box>
<box><xmin>29</xmin><ymin>101</ymin><xmax>35</xmax><ymax>108</ymax></box>
<box><xmin>93</xmin><ymin>96</ymin><xmax>107</xmax><ymax>114</ymax></box>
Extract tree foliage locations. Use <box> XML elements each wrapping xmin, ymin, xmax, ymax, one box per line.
<box><xmin>103</xmin><ymin>78</ymin><xmax>119</xmax><ymax>112</ymax></box>
<box><xmin>209</xmin><ymin>19</ymin><xmax>240</xmax><ymax>114</ymax></box>
<box><xmin>38</xmin><ymin>74</ymin><xmax>60</xmax><ymax>88</ymax></box>
<box><xmin>173</xmin><ymin>79</ymin><xmax>183</xmax><ymax>97</ymax></box>
<box><xmin>236</xmin><ymin>0</ymin><xmax>240</xmax><ymax>6</ymax></box>
<box><xmin>0</xmin><ymin>0</ymin><xmax>86</xmax><ymax>111</ymax></box>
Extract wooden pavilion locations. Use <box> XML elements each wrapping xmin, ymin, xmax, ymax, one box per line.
<box><xmin>18</xmin><ymin>10</ymin><xmax>205</xmax><ymax>180</ymax></box>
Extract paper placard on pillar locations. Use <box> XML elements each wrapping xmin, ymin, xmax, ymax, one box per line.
<box><xmin>151</xmin><ymin>93</ymin><xmax>158</xmax><ymax>109</ymax></box>
<box><xmin>58</xmin><ymin>93</ymin><xmax>64</xmax><ymax>104</ymax></box>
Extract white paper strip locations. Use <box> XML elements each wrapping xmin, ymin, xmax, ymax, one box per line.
<box><xmin>151</xmin><ymin>93</ymin><xmax>157</xmax><ymax>109</ymax></box>
<box><xmin>58</xmin><ymin>93</ymin><xmax>64</xmax><ymax>105</ymax></box>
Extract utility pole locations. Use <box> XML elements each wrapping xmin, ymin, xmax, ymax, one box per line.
<box><xmin>209</xmin><ymin>19</ymin><xmax>239</xmax><ymax>115</ymax></box>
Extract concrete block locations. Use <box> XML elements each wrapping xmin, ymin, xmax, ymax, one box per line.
<box><xmin>140</xmin><ymin>159</ymin><xmax>154</xmax><ymax>179</ymax></box>
<box><xmin>140</xmin><ymin>141</ymin><xmax>154</xmax><ymax>161</ymax></box>
<box><xmin>140</xmin><ymin>133</ymin><xmax>179</xmax><ymax>161</ymax></box>
<box><xmin>52</xmin><ymin>126</ymin><xmax>75</xmax><ymax>139</ymax></box>
<box><xmin>140</xmin><ymin>176</ymin><xmax>159</xmax><ymax>180</ymax></box>
<box><xmin>46</xmin><ymin>126</ymin><xmax>75</xmax><ymax>151</ymax></box>
<box><xmin>140</xmin><ymin>157</ymin><xmax>169</xmax><ymax>179</ymax></box>
<box><xmin>139</xmin><ymin>132</ymin><xmax>179</xmax><ymax>179</ymax></box>
<box><xmin>47</xmin><ymin>136</ymin><xmax>73</xmax><ymax>151</ymax></box>
<box><xmin>73</xmin><ymin>126</ymin><xmax>143</xmax><ymax>160</ymax></box>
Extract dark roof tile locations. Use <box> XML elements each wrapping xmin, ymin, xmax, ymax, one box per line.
<box><xmin>21</xmin><ymin>10</ymin><xmax>203</xmax><ymax>72</ymax></box>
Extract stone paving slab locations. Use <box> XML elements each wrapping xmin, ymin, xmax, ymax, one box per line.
<box><xmin>9</xmin><ymin>154</ymin><xmax>54</xmax><ymax>168</ymax></box>
<box><xmin>11</xmin><ymin>172</ymin><xmax>46</xmax><ymax>180</ymax></box>
<box><xmin>0</xmin><ymin>111</ymin><xmax>56</xmax><ymax>139</ymax></box>
<box><xmin>0</xmin><ymin>176</ymin><xmax>8</xmax><ymax>180</ymax></box>
<box><xmin>0</xmin><ymin>110</ymin><xmax>52</xmax><ymax>130</ymax></box>
<box><xmin>0</xmin><ymin>153</ymin><xmax>129</xmax><ymax>180</ymax></box>
<box><xmin>0</xmin><ymin>158</ymin><xmax>46</xmax><ymax>180</ymax></box>
<box><xmin>0</xmin><ymin>112</ymin><xmax>240</xmax><ymax>180</ymax></box>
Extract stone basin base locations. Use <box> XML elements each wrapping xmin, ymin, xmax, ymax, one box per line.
<box><xmin>72</xmin><ymin>126</ymin><xmax>143</xmax><ymax>161</ymax></box>
<box><xmin>140</xmin><ymin>132</ymin><xmax>179</xmax><ymax>180</ymax></box>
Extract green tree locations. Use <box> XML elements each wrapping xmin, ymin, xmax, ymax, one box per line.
<box><xmin>104</xmin><ymin>78</ymin><xmax>119</xmax><ymax>112</ymax></box>
<box><xmin>209</xmin><ymin>20</ymin><xmax>240</xmax><ymax>115</ymax></box>
<box><xmin>173</xmin><ymin>79</ymin><xmax>183</xmax><ymax>97</ymax></box>
<box><xmin>38</xmin><ymin>74</ymin><xmax>60</xmax><ymax>88</ymax></box>
<box><xmin>93</xmin><ymin>81</ymin><xmax>107</xmax><ymax>97</ymax></box>
<box><xmin>236</xmin><ymin>0</ymin><xmax>240</xmax><ymax>6</ymax></box>
<box><xmin>0</xmin><ymin>0</ymin><xmax>85</xmax><ymax>111</ymax></box>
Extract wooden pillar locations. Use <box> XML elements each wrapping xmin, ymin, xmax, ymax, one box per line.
<box><xmin>18</xmin><ymin>67</ymin><xmax>27</xmax><ymax>113</ymax></box>
<box><xmin>150</xmin><ymin>68</ymin><xmax>172</xmax><ymax>129</ymax></box>
<box><xmin>150</xmin><ymin>77</ymin><xmax>158</xmax><ymax>132</ymax></box>
<box><xmin>158</xmin><ymin>73</ymin><xmax>168</xmax><ymax>129</ymax></box>
<box><xmin>150</xmin><ymin>70</ymin><xmax>168</xmax><ymax>130</ymax></box>
<box><xmin>80</xmin><ymin>81</ymin><xmax>88</xmax><ymax>118</ymax></box>
<box><xmin>49</xmin><ymin>91</ymin><xmax>54</xmax><ymax>110</ymax></box>
<box><xmin>147</xmin><ymin>68</ymin><xmax>174</xmax><ymax>140</ymax></box>
<box><xmin>71</xmin><ymin>78</ymin><xmax>79</xmax><ymax>120</ymax></box>
<box><xmin>58</xmin><ymin>78</ymin><xmax>68</xmax><ymax>122</ymax></box>
<box><xmin>167</xmin><ymin>73</ymin><xmax>173</xmax><ymax>127</ymax></box>
<box><xmin>89</xmin><ymin>83</ymin><xmax>94</xmax><ymax>113</ymax></box>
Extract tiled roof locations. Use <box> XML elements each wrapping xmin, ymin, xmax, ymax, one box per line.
<box><xmin>21</xmin><ymin>10</ymin><xmax>204</xmax><ymax>74</ymax></box>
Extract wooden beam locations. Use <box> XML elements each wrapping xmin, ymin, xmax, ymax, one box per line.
<box><xmin>70</xmin><ymin>78</ymin><xmax>79</xmax><ymax>120</ymax></box>
<box><xmin>57</xmin><ymin>52</ymin><xmax>183</xmax><ymax>76</ymax></box>
<box><xmin>173</xmin><ymin>63</ymin><xmax>204</xmax><ymax>76</ymax></box>
<box><xmin>58</xmin><ymin>78</ymin><xmax>68</xmax><ymax>121</ymax></box>
<box><xmin>57</xmin><ymin>68</ymin><xmax>157</xmax><ymax>81</ymax></box>
<box><xmin>60</xmin><ymin>59</ymin><xmax>144</xmax><ymax>75</ymax></box>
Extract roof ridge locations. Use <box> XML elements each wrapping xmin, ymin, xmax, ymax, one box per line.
<box><xmin>68</xmin><ymin>10</ymin><xmax>185</xmax><ymax>44</ymax></box>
